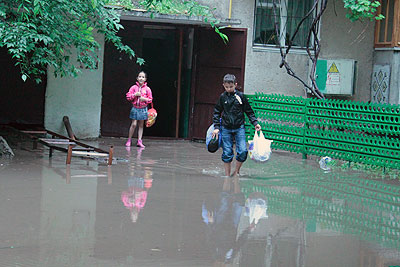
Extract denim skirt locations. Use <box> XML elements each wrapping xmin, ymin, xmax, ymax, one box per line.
<box><xmin>129</xmin><ymin>106</ymin><xmax>148</xmax><ymax>120</ymax></box>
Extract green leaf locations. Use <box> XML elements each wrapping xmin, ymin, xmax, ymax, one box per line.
<box><xmin>136</xmin><ymin>57</ymin><xmax>145</xmax><ymax>65</ymax></box>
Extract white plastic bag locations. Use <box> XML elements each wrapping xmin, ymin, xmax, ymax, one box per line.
<box><xmin>244</xmin><ymin>198</ymin><xmax>268</xmax><ymax>225</ymax></box>
<box><xmin>248</xmin><ymin>131</ymin><xmax>273</xmax><ymax>162</ymax></box>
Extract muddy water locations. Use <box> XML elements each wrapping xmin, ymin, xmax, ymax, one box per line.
<box><xmin>1</xmin><ymin>138</ymin><xmax>400</xmax><ymax>267</ymax></box>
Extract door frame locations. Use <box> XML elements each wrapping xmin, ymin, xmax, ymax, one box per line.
<box><xmin>188</xmin><ymin>27</ymin><xmax>248</xmax><ymax>139</ymax></box>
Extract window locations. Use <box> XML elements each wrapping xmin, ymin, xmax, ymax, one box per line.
<box><xmin>253</xmin><ymin>0</ymin><xmax>315</xmax><ymax>48</ymax></box>
<box><xmin>374</xmin><ymin>0</ymin><xmax>399</xmax><ymax>47</ymax></box>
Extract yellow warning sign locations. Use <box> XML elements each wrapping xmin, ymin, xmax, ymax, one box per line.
<box><xmin>328</xmin><ymin>62</ymin><xmax>339</xmax><ymax>73</ymax></box>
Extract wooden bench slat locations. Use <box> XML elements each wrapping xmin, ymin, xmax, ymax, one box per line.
<box><xmin>72</xmin><ymin>151</ymin><xmax>109</xmax><ymax>157</ymax></box>
<box><xmin>39</xmin><ymin>138</ymin><xmax>76</xmax><ymax>145</ymax></box>
<box><xmin>21</xmin><ymin>130</ymin><xmax>47</xmax><ymax>134</ymax></box>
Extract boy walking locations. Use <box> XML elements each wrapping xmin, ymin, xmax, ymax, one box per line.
<box><xmin>212</xmin><ymin>74</ymin><xmax>261</xmax><ymax>177</ymax></box>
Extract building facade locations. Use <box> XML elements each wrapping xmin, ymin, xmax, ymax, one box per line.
<box><xmin>1</xmin><ymin>0</ymin><xmax>398</xmax><ymax>139</ymax></box>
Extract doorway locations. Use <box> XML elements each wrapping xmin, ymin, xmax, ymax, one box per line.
<box><xmin>100</xmin><ymin>23</ymin><xmax>247</xmax><ymax>140</ymax></box>
<box><xmin>101</xmin><ymin>22</ymin><xmax>191</xmax><ymax>138</ymax></box>
<box><xmin>101</xmin><ymin>21</ymin><xmax>143</xmax><ymax>137</ymax></box>
<box><xmin>189</xmin><ymin>28</ymin><xmax>247</xmax><ymax>140</ymax></box>
<box><xmin>141</xmin><ymin>26</ymin><xmax>178</xmax><ymax>138</ymax></box>
<box><xmin>0</xmin><ymin>47</ymin><xmax>46</xmax><ymax>126</ymax></box>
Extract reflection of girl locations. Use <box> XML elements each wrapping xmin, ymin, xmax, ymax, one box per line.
<box><xmin>121</xmin><ymin>177</ymin><xmax>152</xmax><ymax>223</ymax></box>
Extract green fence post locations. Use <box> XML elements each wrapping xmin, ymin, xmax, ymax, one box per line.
<box><xmin>302</xmin><ymin>98</ymin><xmax>308</xmax><ymax>159</ymax></box>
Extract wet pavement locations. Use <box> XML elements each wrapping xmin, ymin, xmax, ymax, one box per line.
<box><xmin>1</xmin><ymin>136</ymin><xmax>400</xmax><ymax>267</ymax></box>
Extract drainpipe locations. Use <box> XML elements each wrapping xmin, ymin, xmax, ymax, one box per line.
<box><xmin>228</xmin><ymin>0</ymin><xmax>232</xmax><ymax>19</ymax></box>
<box><xmin>228</xmin><ymin>0</ymin><xmax>232</xmax><ymax>27</ymax></box>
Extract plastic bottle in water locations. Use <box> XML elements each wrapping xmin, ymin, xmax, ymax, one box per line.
<box><xmin>319</xmin><ymin>156</ymin><xmax>332</xmax><ymax>171</ymax></box>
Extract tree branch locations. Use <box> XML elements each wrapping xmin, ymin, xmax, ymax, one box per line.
<box><xmin>272</xmin><ymin>0</ymin><xmax>328</xmax><ymax>99</ymax></box>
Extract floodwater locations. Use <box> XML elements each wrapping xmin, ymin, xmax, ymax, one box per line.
<box><xmin>1</xmin><ymin>137</ymin><xmax>400</xmax><ymax>267</ymax></box>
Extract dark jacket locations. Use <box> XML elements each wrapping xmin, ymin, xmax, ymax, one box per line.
<box><xmin>213</xmin><ymin>90</ymin><xmax>258</xmax><ymax>130</ymax></box>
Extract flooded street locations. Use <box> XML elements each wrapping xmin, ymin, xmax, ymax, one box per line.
<box><xmin>1</xmin><ymin>138</ymin><xmax>400</xmax><ymax>266</ymax></box>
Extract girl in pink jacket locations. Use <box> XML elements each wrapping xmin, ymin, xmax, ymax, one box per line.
<box><xmin>125</xmin><ymin>71</ymin><xmax>153</xmax><ymax>148</ymax></box>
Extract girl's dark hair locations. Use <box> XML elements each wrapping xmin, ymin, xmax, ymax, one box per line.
<box><xmin>137</xmin><ymin>71</ymin><xmax>147</xmax><ymax>78</ymax></box>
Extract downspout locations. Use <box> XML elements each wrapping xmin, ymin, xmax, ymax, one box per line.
<box><xmin>228</xmin><ymin>0</ymin><xmax>232</xmax><ymax>27</ymax></box>
<box><xmin>228</xmin><ymin>0</ymin><xmax>232</xmax><ymax>19</ymax></box>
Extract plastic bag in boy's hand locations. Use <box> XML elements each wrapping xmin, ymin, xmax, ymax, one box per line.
<box><xmin>206</xmin><ymin>124</ymin><xmax>222</xmax><ymax>153</ymax></box>
<box><xmin>207</xmin><ymin>137</ymin><xmax>219</xmax><ymax>153</ymax></box>
<box><xmin>248</xmin><ymin>131</ymin><xmax>273</xmax><ymax>162</ymax></box>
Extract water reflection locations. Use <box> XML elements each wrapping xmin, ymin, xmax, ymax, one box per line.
<box><xmin>202</xmin><ymin>177</ymin><xmax>251</xmax><ymax>266</ymax></box>
<box><xmin>121</xmin><ymin>177</ymin><xmax>153</xmax><ymax>223</ymax></box>
<box><xmin>239</xmin><ymin>171</ymin><xmax>400</xmax><ymax>266</ymax></box>
<box><xmin>64</xmin><ymin>161</ymin><xmax>112</xmax><ymax>184</ymax></box>
<box><xmin>122</xmin><ymin>147</ymin><xmax>153</xmax><ymax>223</ymax></box>
<box><xmin>39</xmin><ymin>163</ymin><xmax>98</xmax><ymax>266</ymax></box>
<box><xmin>202</xmin><ymin>171</ymin><xmax>400</xmax><ymax>266</ymax></box>
<box><xmin>4</xmin><ymin>139</ymin><xmax>400</xmax><ymax>266</ymax></box>
<box><xmin>244</xmin><ymin>192</ymin><xmax>268</xmax><ymax>226</ymax></box>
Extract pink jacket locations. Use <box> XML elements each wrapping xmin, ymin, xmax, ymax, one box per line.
<box><xmin>121</xmin><ymin>190</ymin><xmax>148</xmax><ymax>210</ymax></box>
<box><xmin>126</xmin><ymin>82</ymin><xmax>153</xmax><ymax>108</ymax></box>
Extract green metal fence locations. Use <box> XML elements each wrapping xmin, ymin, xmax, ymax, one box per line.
<box><xmin>245</xmin><ymin>93</ymin><xmax>400</xmax><ymax>169</ymax></box>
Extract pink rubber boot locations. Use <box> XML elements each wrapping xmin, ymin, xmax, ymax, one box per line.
<box><xmin>125</xmin><ymin>139</ymin><xmax>131</xmax><ymax>147</ymax></box>
<box><xmin>137</xmin><ymin>140</ymin><xmax>145</xmax><ymax>148</ymax></box>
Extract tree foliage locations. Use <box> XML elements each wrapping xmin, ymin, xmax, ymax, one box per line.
<box><xmin>343</xmin><ymin>0</ymin><xmax>384</xmax><ymax>21</ymax></box>
<box><xmin>0</xmin><ymin>0</ymin><xmax>226</xmax><ymax>82</ymax></box>
<box><xmin>0</xmin><ymin>0</ymin><xmax>139</xmax><ymax>82</ymax></box>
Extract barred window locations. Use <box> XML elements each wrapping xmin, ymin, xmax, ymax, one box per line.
<box><xmin>253</xmin><ymin>0</ymin><xmax>315</xmax><ymax>48</ymax></box>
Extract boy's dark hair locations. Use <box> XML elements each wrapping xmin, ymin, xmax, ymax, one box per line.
<box><xmin>223</xmin><ymin>74</ymin><xmax>236</xmax><ymax>83</ymax></box>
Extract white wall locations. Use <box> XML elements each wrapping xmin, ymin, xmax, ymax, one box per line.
<box><xmin>229</xmin><ymin>0</ymin><xmax>375</xmax><ymax>100</ymax></box>
<box><xmin>318</xmin><ymin>0</ymin><xmax>375</xmax><ymax>102</ymax></box>
<box><xmin>44</xmin><ymin>33</ymin><xmax>105</xmax><ymax>139</ymax></box>
<box><xmin>198</xmin><ymin>0</ymin><xmax>230</xmax><ymax>18</ymax></box>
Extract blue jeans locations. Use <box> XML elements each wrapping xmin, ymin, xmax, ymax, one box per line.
<box><xmin>215</xmin><ymin>192</ymin><xmax>243</xmax><ymax>227</ymax></box>
<box><xmin>221</xmin><ymin>125</ymin><xmax>247</xmax><ymax>163</ymax></box>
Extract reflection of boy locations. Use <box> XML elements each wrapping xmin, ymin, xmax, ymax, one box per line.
<box><xmin>212</xmin><ymin>74</ymin><xmax>261</xmax><ymax>177</ymax></box>
<box><xmin>202</xmin><ymin>178</ymin><xmax>246</xmax><ymax>264</ymax></box>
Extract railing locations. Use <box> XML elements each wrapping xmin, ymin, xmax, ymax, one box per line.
<box><xmin>245</xmin><ymin>93</ymin><xmax>400</xmax><ymax>169</ymax></box>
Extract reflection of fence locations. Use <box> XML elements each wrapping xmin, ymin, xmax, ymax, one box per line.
<box><xmin>240</xmin><ymin>174</ymin><xmax>400</xmax><ymax>250</ymax></box>
<box><xmin>245</xmin><ymin>93</ymin><xmax>400</xmax><ymax>169</ymax></box>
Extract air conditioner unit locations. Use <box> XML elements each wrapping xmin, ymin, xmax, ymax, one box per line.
<box><xmin>312</xmin><ymin>59</ymin><xmax>356</xmax><ymax>96</ymax></box>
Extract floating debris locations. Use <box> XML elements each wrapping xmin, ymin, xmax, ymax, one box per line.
<box><xmin>0</xmin><ymin>136</ymin><xmax>14</xmax><ymax>158</ymax></box>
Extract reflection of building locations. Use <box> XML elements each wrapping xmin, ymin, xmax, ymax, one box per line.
<box><xmin>39</xmin><ymin>166</ymin><xmax>97</xmax><ymax>265</ymax></box>
<box><xmin>238</xmin><ymin>170</ymin><xmax>400</xmax><ymax>266</ymax></box>
<box><xmin>236</xmin><ymin>210</ymin><xmax>303</xmax><ymax>267</ymax></box>
<box><xmin>360</xmin><ymin>245</ymin><xmax>400</xmax><ymax>267</ymax></box>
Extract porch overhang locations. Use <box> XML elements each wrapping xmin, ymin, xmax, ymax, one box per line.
<box><xmin>115</xmin><ymin>9</ymin><xmax>241</xmax><ymax>26</ymax></box>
